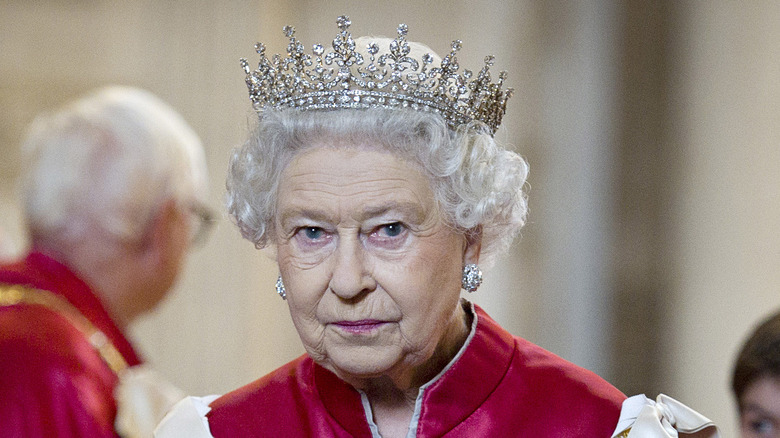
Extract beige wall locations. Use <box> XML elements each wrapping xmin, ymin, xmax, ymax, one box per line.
<box><xmin>661</xmin><ymin>3</ymin><xmax>780</xmax><ymax>435</ymax></box>
<box><xmin>2</xmin><ymin>1</ymin><xmax>780</xmax><ymax>436</ymax></box>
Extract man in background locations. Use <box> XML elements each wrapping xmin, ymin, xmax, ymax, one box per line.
<box><xmin>0</xmin><ymin>86</ymin><xmax>212</xmax><ymax>437</ymax></box>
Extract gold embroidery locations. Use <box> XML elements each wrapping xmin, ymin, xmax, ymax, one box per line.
<box><xmin>0</xmin><ymin>284</ymin><xmax>128</xmax><ymax>374</ymax></box>
<box><xmin>615</xmin><ymin>427</ymin><xmax>631</xmax><ymax>438</ymax></box>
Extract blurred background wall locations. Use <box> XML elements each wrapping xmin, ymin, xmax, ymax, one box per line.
<box><xmin>1</xmin><ymin>1</ymin><xmax>779</xmax><ymax>435</ymax></box>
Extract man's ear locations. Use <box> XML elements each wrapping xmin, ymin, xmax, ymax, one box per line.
<box><xmin>142</xmin><ymin>199</ymin><xmax>181</xmax><ymax>266</ymax></box>
<box><xmin>463</xmin><ymin>226</ymin><xmax>482</xmax><ymax>265</ymax></box>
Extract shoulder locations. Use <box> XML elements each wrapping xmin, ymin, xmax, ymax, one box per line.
<box><xmin>512</xmin><ymin>335</ymin><xmax>625</xmax><ymax>404</ymax></box>
<box><xmin>473</xmin><ymin>304</ymin><xmax>625</xmax><ymax>410</ymax></box>
<box><xmin>473</xmin><ymin>335</ymin><xmax>623</xmax><ymax>436</ymax></box>
<box><xmin>475</xmin><ymin>306</ymin><xmax>624</xmax><ymax>408</ymax></box>
<box><xmin>0</xmin><ymin>304</ymin><xmax>110</xmax><ymax>373</ymax></box>
<box><xmin>504</xmin><ymin>335</ymin><xmax>625</xmax><ymax>434</ymax></box>
<box><xmin>0</xmin><ymin>303</ymin><xmax>117</xmax><ymax>401</ymax></box>
<box><xmin>0</xmin><ymin>305</ymin><xmax>118</xmax><ymax>435</ymax></box>
<box><xmin>210</xmin><ymin>355</ymin><xmax>310</xmax><ymax>410</ymax></box>
<box><xmin>206</xmin><ymin>355</ymin><xmax>312</xmax><ymax>429</ymax></box>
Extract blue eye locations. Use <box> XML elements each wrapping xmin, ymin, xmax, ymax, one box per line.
<box><xmin>382</xmin><ymin>222</ymin><xmax>404</xmax><ymax>237</ymax></box>
<box><xmin>751</xmin><ymin>419</ymin><xmax>773</xmax><ymax>433</ymax></box>
<box><xmin>303</xmin><ymin>227</ymin><xmax>323</xmax><ymax>239</ymax></box>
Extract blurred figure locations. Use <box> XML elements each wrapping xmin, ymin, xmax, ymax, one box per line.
<box><xmin>0</xmin><ymin>86</ymin><xmax>212</xmax><ymax>437</ymax></box>
<box><xmin>733</xmin><ymin>311</ymin><xmax>780</xmax><ymax>438</ymax></box>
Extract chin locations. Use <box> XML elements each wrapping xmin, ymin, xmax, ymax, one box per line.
<box><xmin>326</xmin><ymin>351</ymin><xmax>402</xmax><ymax>381</ymax></box>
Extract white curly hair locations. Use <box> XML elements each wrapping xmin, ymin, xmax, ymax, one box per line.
<box><xmin>20</xmin><ymin>86</ymin><xmax>208</xmax><ymax>247</ymax></box>
<box><xmin>227</xmin><ymin>37</ymin><xmax>528</xmax><ymax>267</ymax></box>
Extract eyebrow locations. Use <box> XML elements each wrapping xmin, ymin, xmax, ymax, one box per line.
<box><xmin>361</xmin><ymin>202</ymin><xmax>426</xmax><ymax>222</ymax></box>
<box><xmin>278</xmin><ymin>201</ymin><xmax>427</xmax><ymax>227</ymax></box>
<box><xmin>742</xmin><ymin>403</ymin><xmax>780</xmax><ymax>419</ymax></box>
<box><xmin>278</xmin><ymin>208</ymin><xmax>331</xmax><ymax>227</ymax></box>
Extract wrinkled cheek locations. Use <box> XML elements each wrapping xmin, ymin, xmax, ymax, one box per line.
<box><xmin>402</xmin><ymin>322</ymin><xmax>439</xmax><ymax>356</ymax></box>
<box><xmin>289</xmin><ymin>307</ymin><xmax>327</xmax><ymax>358</ymax></box>
<box><xmin>287</xmin><ymin>300</ymin><xmax>318</xmax><ymax>332</ymax></box>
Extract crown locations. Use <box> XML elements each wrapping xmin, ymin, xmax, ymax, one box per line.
<box><xmin>240</xmin><ymin>16</ymin><xmax>513</xmax><ymax>135</ymax></box>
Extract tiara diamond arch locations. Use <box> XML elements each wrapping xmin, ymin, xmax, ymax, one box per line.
<box><xmin>241</xmin><ymin>15</ymin><xmax>513</xmax><ymax>134</ymax></box>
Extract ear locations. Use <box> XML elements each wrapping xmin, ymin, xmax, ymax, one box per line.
<box><xmin>463</xmin><ymin>226</ymin><xmax>482</xmax><ymax>265</ymax></box>
<box><xmin>141</xmin><ymin>199</ymin><xmax>183</xmax><ymax>269</ymax></box>
<box><xmin>125</xmin><ymin>198</ymin><xmax>188</xmax><ymax>318</ymax></box>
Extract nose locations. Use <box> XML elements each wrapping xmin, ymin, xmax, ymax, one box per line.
<box><xmin>328</xmin><ymin>234</ymin><xmax>376</xmax><ymax>300</ymax></box>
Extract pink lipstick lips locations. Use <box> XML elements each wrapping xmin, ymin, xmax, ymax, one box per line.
<box><xmin>333</xmin><ymin>320</ymin><xmax>385</xmax><ymax>334</ymax></box>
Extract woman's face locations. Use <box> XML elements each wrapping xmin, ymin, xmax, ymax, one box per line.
<box><xmin>275</xmin><ymin>145</ymin><xmax>478</xmax><ymax>387</ymax></box>
<box><xmin>740</xmin><ymin>376</ymin><xmax>780</xmax><ymax>438</ymax></box>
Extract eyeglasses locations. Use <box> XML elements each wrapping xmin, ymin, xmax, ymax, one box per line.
<box><xmin>188</xmin><ymin>203</ymin><xmax>217</xmax><ymax>247</ymax></box>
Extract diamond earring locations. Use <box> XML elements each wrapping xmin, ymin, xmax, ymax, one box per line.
<box><xmin>275</xmin><ymin>275</ymin><xmax>287</xmax><ymax>300</ymax></box>
<box><xmin>461</xmin><ymin>263</ymin><xmax>482</xmax><ymax>293</ymax></box>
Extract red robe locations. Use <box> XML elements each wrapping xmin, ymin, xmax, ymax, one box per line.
<box><xmin>0</xmin><ymin>251</ymin><xmax>142</xmax><ymax>437</ymax></box>
<box><xmin>207</xmin><ymin>304</ymin><xmax>625</xmax><ymax>437</ymax></box>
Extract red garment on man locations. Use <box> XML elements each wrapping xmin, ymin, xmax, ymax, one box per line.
<box><xmin>0</xmin><ymin>251</ymin><xmax>142</xmax><ymax>437</ymax></box>
<box><xmin>206</xmin><ymin>303</ymin><xmax>625</xmax><ymax>437</ymax></box>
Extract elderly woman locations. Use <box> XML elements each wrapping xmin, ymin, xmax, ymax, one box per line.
<box><xmin>157</xmin><ymin>17</ymin><xmax>720</xmax><ymax>438</ymax></box>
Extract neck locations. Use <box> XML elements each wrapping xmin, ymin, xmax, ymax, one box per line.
<box><xmin>34</xmin><ymin>237</ymin><xmax>142</xmax><ymax>329</ymax></box>
<box><xmin>360</xmin><ymin>302</ymin><xmax>472</xmax><ymax>437</ymax></box>
<box><xmin>363</xmin><ymin>378</ymin><xmax>419</xmax><ymax>438</ymax></box>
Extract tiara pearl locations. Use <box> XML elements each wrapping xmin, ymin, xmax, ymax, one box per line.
<box><xmin>240</xmin><ymin>15</ymin><xmax>513</xmax><ymax>135</ymax></box>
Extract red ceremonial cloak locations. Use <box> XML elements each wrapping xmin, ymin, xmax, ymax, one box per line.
<box><xmin>0</xmin><ymin>251</ymin><xmax>142</xmax><ymax>437</ymax></box>
<box><xmin>206</xmin><ymin>303</ymin><xmax>625</xmax><ymax>437</ymax></box>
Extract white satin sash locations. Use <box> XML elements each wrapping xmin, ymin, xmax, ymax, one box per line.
<box><xmin>611</xmin><ymin>394</ymin><xmax>721</xmax><ymax>438</ymax></box>
<box><xmin>153</xmin><ymin>395</ymin><xmax>220</xmax><ymax>437</ymax></box>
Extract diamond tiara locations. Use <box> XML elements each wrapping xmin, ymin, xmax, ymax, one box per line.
<box><xmin>240</xmin><ymin>16</ymin><xmax>513</xmax><ymax>135</ymax></box>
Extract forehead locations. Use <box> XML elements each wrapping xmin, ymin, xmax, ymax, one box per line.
<box><xmin>276</xmin><ymin>146</ymin><xmax>435</xmax><ymax>219</ymax></box>
<box><xmin>744</xmin><ymin>376</ymin><xmax>780</xmax><ymax>401</ymax></box>
<box><xmin>741</xmin><ymin>375</ymin><xmax>780</xmax><ymax>415</ymax></box>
